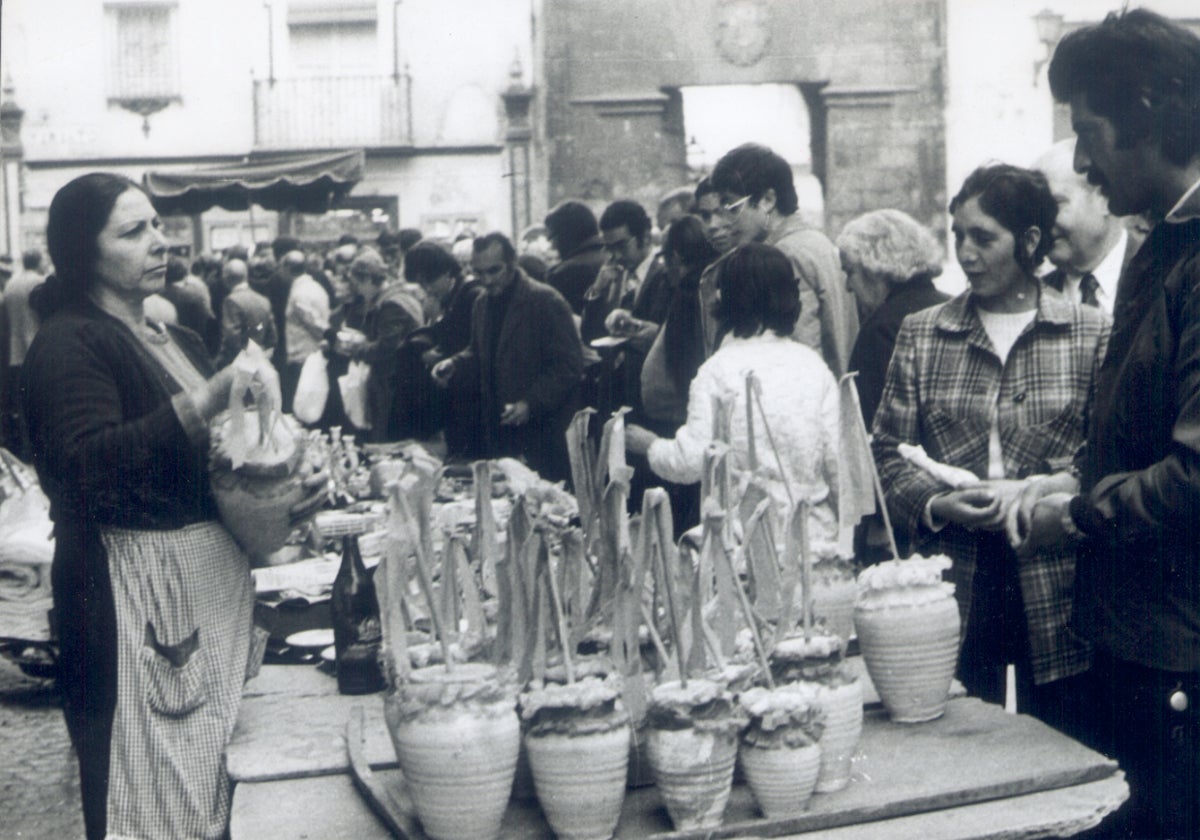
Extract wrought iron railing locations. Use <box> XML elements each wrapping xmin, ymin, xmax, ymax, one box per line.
<box><xmin>253</xmin><ymin>74</ymin><xmax>412</xmax><ymax>149</ymax></box>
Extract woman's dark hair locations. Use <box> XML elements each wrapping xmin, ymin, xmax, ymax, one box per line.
<box><xmin>665</xmin><ymin>215</ymin><xmax>719</xmax><ymax>273</ymax></box>
<box><xmin>949</xmin><ymin>164</ymin><xmax>1057</xmax><ymax>274</ymax></box>
<box><xmin>712</xmin><ymin>243</ymin><xmax>800</xmax><ymax>340</ymax></box>
<box><xmin>1049</xmin><ymin>9</ymin><xmax>1200</xmax><ymax>167</ymax></box>
<box><xmin>660</xmin><ymin>216</ymin><xmax>718</xmax><ymax>391</ymax></box>
<box><xmin>34</xmin><ymin>172</ymin><xmax>141</xmax><ymax>319</ymax></box>
<box><xmin>404</xmin><ymin>241</ymin><xmax>462</xmax><ymax>285</ymax></box>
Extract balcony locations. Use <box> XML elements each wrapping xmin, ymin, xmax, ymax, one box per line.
<box><xmin>253</xmin><ymin>74</ymin><xmax>412</xmax><ymax>150</ymax></box>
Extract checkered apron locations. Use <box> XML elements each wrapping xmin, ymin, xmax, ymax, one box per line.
<box><xmin>100</xmin><ymin>521</ymin><xmax>254</xmax><ymax>840</ymax></box>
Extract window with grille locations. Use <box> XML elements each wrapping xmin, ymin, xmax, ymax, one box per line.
<box><xmin>105</xmin><ymin>2</ymin><xmax>180</xmax><ymax>102</ymax></box>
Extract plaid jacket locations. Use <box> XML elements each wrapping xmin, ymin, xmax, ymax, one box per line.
<box><xmin>871</xmin><ymin>290</ymin><xmax>1110</xmax><ymax>684</ymax></box>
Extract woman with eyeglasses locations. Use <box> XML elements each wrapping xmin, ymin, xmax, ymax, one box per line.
<box><xmin>870</xmin><ymin>164</ymin><xmax>1110</xmax><ymax>735</ymax></box>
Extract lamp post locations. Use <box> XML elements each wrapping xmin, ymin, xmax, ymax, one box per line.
<box><xmin>503</xmin><ymin>51</ymin><xmax>534</xmax><ymax>237</ymax></box>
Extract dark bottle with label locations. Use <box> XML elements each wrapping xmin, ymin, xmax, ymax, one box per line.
<box><xmin>331</xmin><ymin>534</ymin><xmax>385</xmax><ymax>694</ymax></box>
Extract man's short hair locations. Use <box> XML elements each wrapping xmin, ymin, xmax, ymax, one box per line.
<box><xmin>599</xmin><ymin>199</ymin><xmax>652</xmax><ymax>243</ymax></box>
<box><xmin>694</xmin><ymin>177</ymin><xmax>717</xmax><ymax>204</ymax></box>
<box><xmin>473</xmin><ymin>232</ymin><xmax>517</xmax><ymax>263</ymax></box>
<box><xmin>21</xmin><ymin>249</ymin><xmax>42</xmax><ymax>270</ymax></box>
<box><xmin>950</xmin><ymin>164</ymin><xmax>1058</xmax><ymax>275</ymax></box>
<box><xmin>544</xmin><ymin>200</ymin><xmax>599</xmax><ymax>256</ymax></box>
<box><xmin>1049</xmin><ymin>9</ymin><xmax>1200</xmax><ymax>166</ymax></box>
<box><xmin>710</xmin><ymin>143</ymin><xmax>799</xmax><ymax>217</ymax></box>
<box><xmin>398</xmin><ymin>228</ymin><xmax>424</xmax><ymax>253</ymax></box>
<box><xmin>271</xmin><ymin>236</ymin><xmax>301</xmax><ymax>261</ymax></box>
<box><xmin>337</xmin><ymin>233</ymin><xmax>359</xmax><ymax>247</ymax></box>
<box><xmin>404</xmin><ymin>241</ymin><xmax>461</xmax><ymax>284</ymax></box>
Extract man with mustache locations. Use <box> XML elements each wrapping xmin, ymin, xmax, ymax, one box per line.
<box><xmin>1012</xmin><ymin>10</ymin><xmax>1200</xmax><ymax>837</ymax></box>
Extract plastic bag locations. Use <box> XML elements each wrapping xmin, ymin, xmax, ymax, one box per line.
<box><xmin>339</xmin><ymin>360</ymin><xmax>372</xmax><ymax>430</ymax></box>
<box><xmin>293</xmin><ymin>350</ymin><xmax>329</xmax><ymax>425</ymax></box>
<box><xmin>209</xmin><ymin>342</ymin><xmax>315</xmax><ymax>559</ymax></box>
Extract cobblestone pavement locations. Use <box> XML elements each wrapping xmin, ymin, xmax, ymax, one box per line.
<box><xmin>0</xmin><ymin>659</ymin><xmax>84</xmax><ymax>839</ymax></box>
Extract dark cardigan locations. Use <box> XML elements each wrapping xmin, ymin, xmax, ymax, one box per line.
<box><xmin>21</xmin><ymin>299</ymin><xmax>217</xmax><ymax>836</ymax></box>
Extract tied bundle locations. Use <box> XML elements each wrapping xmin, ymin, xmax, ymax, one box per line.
<box><xmin>209</xmin><ymin>343</ymin><xmax>315</xmax><ymax>560</ymax></box>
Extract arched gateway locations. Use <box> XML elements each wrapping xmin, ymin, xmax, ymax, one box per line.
<box><xmin>537</xmin><ymin>0</ymin><xmax>947</xmax><ymax>238</ymax></box>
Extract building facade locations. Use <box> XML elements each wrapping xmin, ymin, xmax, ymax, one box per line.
<box><xmin>2</xmin><ymin>0</ymin><xmax>1198</xmax><ymax>262</ymax></box>
<box><xmin>0</xmin><ymin>0</ymin><xmax>537</xmax><ymax>253</ymax></box>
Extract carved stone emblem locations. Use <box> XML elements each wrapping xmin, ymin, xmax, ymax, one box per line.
<box><xmin>715</xmin><ymin>0</ymin><xmax>771</xmax><ymax>68</ymax></box>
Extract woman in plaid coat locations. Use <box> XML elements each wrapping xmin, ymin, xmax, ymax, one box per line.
<box><xmin>871</xmin><ymin>165</ymin><xmax>1109</xmax><ymax>735</ymax></box>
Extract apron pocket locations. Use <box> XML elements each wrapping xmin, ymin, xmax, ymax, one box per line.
<box><xmin>141</xmin><ymin>623</ymin><xmax>207</xmax><ymax>717</ymax></box>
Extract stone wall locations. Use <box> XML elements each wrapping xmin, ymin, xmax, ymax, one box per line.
<box><xmin>540</xmin><ymin>0</ymin><xmax>947</xmax><ymax>238</ymax></box>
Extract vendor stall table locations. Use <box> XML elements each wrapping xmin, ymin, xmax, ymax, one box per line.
<box><xmin>228</xmin><ymin>665</ymin><xmax>1126</xmax><ymax>839</ymax></box>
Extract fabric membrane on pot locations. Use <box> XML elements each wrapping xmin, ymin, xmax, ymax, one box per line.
<box><xmin>520</xmin><ymin>677</ymin><xmax>630</xmax><ymax>840</ymax></box>
<box><xmin>738</xmin><ymin>683</ymin><xmax>825</xmax><ymax>817</ymax></box>
<box><xmin>384</xmin><ymin>664</ymin><xmax>520</xmax><ymax>840</ymax></box>
<box><xmin>855</xmin><ymin>555</ymin><xmax>960</xmax><ymax>723</ymax></box>
<box><xmin>645</xmin><ymin>678</ymin><xmax>747</xmax><ymax>832</ymax></box>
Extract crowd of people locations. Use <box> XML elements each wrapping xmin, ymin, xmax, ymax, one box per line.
<box><xmin>0</xmin><ymin>7</ymin><xmax>1196</xmax><ymax>839</ymax></box>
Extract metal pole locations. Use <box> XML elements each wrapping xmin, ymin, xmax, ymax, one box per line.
<box><xmin>263</xmin><ymin>2</ymin><xmax>275</xmax><ymax>86</ymax></box>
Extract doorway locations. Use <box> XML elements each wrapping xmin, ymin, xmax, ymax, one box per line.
<box><xmin>680</xmin><ymin>83</ymin><xmax>824</xmax><ymax>228</ymax></box>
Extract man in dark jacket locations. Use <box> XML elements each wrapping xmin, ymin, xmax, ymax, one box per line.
<box><xmin>405</xmin><ymin>241</ymin><xmax>484</xmax><ymax>455</ymax></box>
<box><xmin>1013</xmin><ymin>11</ymin><xmax>1200</xmax><ymax>837</ymax></box>
<box><xmin>543</xmin><ymin>200</ymin><xmax>606</xmax><ymax>315</ymax></box>
<box><xmin>433</xmin><ymin>233</ymin><xmax>582</xmax><ymax>485</ymax></box>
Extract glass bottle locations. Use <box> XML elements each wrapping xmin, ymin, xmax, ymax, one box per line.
<box><xmin>331</xmin><ymin>534</ymin><xmax>385</xmax><ymax>694</ymax></box>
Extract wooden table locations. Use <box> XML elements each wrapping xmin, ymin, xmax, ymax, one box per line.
<box><xmin>228</xmin><ymin>665</ymin><xmax>1127</xmax><ymax>839</ymax></box>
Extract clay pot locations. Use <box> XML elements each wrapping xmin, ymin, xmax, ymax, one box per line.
<box><xmin>209</xmin><ymin>411</ymin><xmax>310</xmax><ymax>559</ymax></box>
<box><xmin>383</xmin><ymin>664</ymin><xmax>519</xmax><ymax>840</ymax></box>
<box><xmin>740</xmin><ymin>741</ymin><xmax>822</xmax><ymax>818</ymax></box>
<box><xmin>856</xmin><ymin>595</ymin><xmax>960</xmax><ymax>723</ymax></box>
<box><xmin>813</xmin><ymin>678</ymin><xmax>863</xmax><ymax>793</ymax></box>
<box><xmin>526</xmin><ymin>725</ymin><xmax>630</xmax><ymax>840</ymax></box>
<box><xmin>806</xmin><ymin>562</ymin><xmax>858</xmax><ymax>646</ymax></box>
<box><xmin>646</xmin><ymin>725</ymin><xmax>739</xmax><ymax>831</ymax></box>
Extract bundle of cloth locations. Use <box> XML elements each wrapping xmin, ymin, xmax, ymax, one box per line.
<box><xmin>0</xmin><ymin>450</ymin><xmax>54</xmax><ymax>641</ymax></box>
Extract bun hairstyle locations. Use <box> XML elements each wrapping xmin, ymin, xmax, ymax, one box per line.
<box><xmin>949</xmin><ymin>164</ymin><xmax>1058</xmax><ymax>275</ymax></box>
<box><xmin>34</xmin><ymin>173</ymin><xmax>141</xmax><ymax>319</ymax></box>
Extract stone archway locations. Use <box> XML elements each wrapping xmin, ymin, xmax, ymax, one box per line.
<box><xmin>540</xmin><ymin>0</ymin><xmax>947</xmax><ymax>238</ymax></box>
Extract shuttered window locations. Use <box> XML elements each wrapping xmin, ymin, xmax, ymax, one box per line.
<box><xmin>106</xmin><ymin>3</ymin><xmax>179</xmax><ymax>100</ymax></box>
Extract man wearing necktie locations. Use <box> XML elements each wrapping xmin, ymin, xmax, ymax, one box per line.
<box><xmin>1034</xmin><ymin>137</ymin><xmax>1133</xmax><ymax>314</ymax></box>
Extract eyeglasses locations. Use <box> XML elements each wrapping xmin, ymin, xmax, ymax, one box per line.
<box><xmin>602</xmin><ymin>236</ymin><xmax>634</xmax><ymax>254</ymax></box>
<box><xmin>720</xmin><ymin>195</ymin><xmax>752</xmax><ymax>217</ymax></box>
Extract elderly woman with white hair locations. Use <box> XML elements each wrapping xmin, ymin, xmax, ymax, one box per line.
<box><xmin>837</xmin><ymin>209</ymin><xmax>949</xmax><ymax>426</ymax></box>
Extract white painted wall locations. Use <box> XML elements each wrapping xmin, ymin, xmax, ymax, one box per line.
<box><xmin>0</xmin><ymin>0</ymin><xmax>534</xmax><ymax>248</ymax></box>
<box><xmin>940</xmin><ymin>0</ymin><xmax>1198</xmax><ymax>292</ymax></box>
